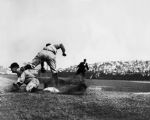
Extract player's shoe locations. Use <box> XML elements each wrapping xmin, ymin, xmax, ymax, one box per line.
<box><xmin>40</xmin><ymin>68</ymin><xmax>46</xmax><ymax>73</ymax></box>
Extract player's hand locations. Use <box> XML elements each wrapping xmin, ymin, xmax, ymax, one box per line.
<box><xmin>12</xmin><ymin>83</ymin><xmax>20</xmax><ymax>91</ymax></box>
<box><xmin>62</xmin><ymin>53</ymin><xmax>67</xmax><ymax>56</ymax></box>
<box><xmin>20</xmin><ymin>67</ymin><xmax>25</xmax><ymax>72</ymax></box>
<box><xmin>24</xmin><ymin>64</ymin><xmax>32</xmax><ymax>70</ymax></box>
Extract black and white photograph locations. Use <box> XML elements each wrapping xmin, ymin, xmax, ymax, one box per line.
<box><xmin>0</xmin><ymin>0</ymin><xmax>150</xmax><ymax>120</ymax></box>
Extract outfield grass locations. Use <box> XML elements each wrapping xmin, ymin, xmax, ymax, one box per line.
<box><xmin>88</xmin><ymin>79</ymin><xmax>150</xmax><ymax>92</ymax></box>
<box><xmin>1</xmin><ymin>75</ymin><xmax>150</xmax><ymax>120</ymax></box>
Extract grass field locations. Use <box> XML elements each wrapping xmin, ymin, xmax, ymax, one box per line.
<box><xmin>1</xmin><ymin>74</ymin><xmax>150</xmax><ymax>120</ymax></box>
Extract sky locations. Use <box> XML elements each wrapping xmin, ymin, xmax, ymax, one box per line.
<box><xmin>0</xmin><ymin>0</ymin><xmax>150</xmax><ymax>68</ymax></box>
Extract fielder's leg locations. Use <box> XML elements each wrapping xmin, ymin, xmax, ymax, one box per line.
<box><xmin>30</xmin><ymin>52</ymin><xmax>42</xmax><ymax>69</ymax></box>
<box><xmin>53</xmin><ymin>73</ymin><xmax>59</xmax><ymax>87</ymax></box>
<box><xmin>47</xmin><ymin>58</ymin><xmax>59</xmax><ymax>88</ymax></box>
<box><xmin>40</xmin><ymin>61</ymin><xmax>46</xmax><ymax>73</ymax></box>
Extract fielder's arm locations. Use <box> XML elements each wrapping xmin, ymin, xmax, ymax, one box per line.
<box><xmin>17</xmin><ymin>72</ymin><xmax>26</xmax><ymax>85</ymax></box>
<box><xmin>55</xmin><ymin>43</ymin><xmax>66</xmax><ymax>56</ymax></box>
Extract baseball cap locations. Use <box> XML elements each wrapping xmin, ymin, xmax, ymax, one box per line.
<box><xmin>9</xmin><ymin>62</ymin><xmax>19</xmax><ymax>69</ymax></box>
<box><xmin>46</xmin><ymin>43</ymin><xmax>51</xmax><ymax>47</ymax></box>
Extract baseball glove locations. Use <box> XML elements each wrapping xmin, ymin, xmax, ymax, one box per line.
<box><xmin>11</xmin><ymin>83</ymin><xmax>20</xmax><ymax>92</ymax></box>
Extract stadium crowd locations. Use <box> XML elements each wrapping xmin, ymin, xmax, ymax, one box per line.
<box><xmin>60</xmin><ymin>60</ymin><xmax>150</xmax><ymax>79</ymax></box>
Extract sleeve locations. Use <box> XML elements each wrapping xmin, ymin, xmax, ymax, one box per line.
<box><xmin>86</xmin><ymin>63</ymin><xmax>89</xmax><ymax>70</ymax></box>
<box><xmin>54</xmin><ymin>43</ymin><xmax>66</xmax><ymax>54</ymax></box>
<box><xmin>17</xmin><ymin>72</ymin><xmax>26</xmax><ymax>84</ymax></box>
<box><xmin>77</xmin><ymin>62</ymin><xmax>82</xmax><ymax>68</ymax></box>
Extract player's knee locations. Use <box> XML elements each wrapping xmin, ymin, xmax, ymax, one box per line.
<box><xmin>26</xmin><ymin>86</ymin><xmax>37</xmax><ymax>92</ymax></box>
<box><xmin>26</xmin><ymin>83</ymin><xmax>39</xmax><ymax>92</ymax></box>
<box><xmin>26</xmin><ymin>86</ymin><xmax>32</xmax><ymax>92</ymax></box>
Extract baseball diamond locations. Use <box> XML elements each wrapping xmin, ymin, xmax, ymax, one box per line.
<box><xmin>1</xmin><ymin>72</ymin><xmax>150</xmax><ymax>119</ymax></box>
<box><xmin>1</xmin><ymin>1</ymin><xmax>150</xmax><ymax>119</ymax></box>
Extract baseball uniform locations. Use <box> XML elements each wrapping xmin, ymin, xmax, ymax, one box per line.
<box><xmin>31</xmin><ymin>43</ymin><xmax>66</xmax><ymax>74</ymax></box>
<box><xmin>17</xmin><ymin>69</ymin><xmax>39</xmax><ymax>92</ymax></box>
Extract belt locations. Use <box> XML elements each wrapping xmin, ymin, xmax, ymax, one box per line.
<box><xmin>43</xmin><ymin>48</ymin><xmax>56</xmax><ymax>55</ymax></box>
